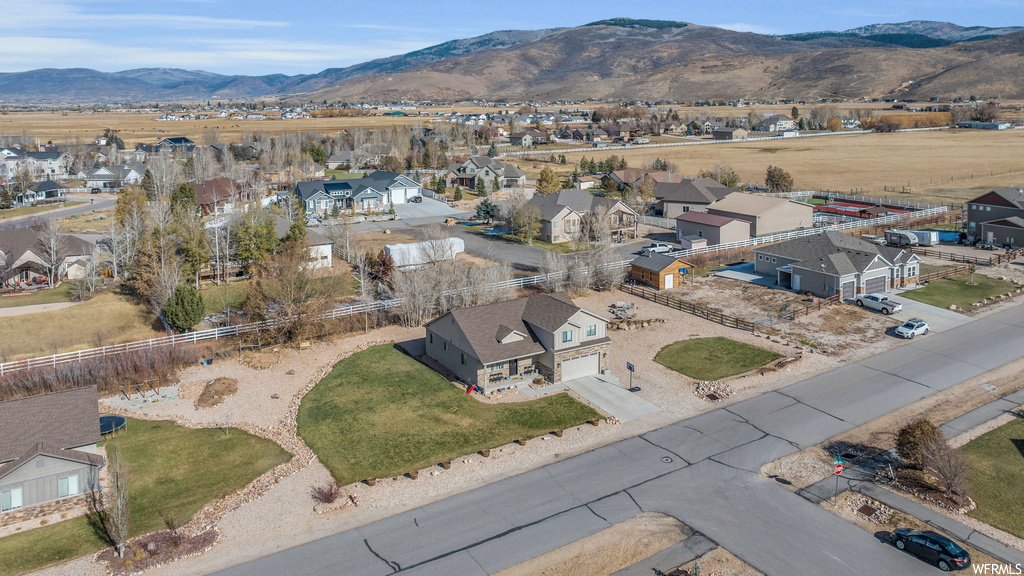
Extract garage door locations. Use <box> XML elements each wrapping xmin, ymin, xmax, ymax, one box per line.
<box><xmin>864</xmin><ymin>276</ymin><xmax>886</xmax><ymax>294</ymax></box>
<box><xmin>841</xmin><ymin>281</ymin><xmax>855</xmax><ymax>300</ymax></box>
<box><xmin>561</xmin><ymin>352</ymin><xmax>600</xmax><ymax>381</ymax></box>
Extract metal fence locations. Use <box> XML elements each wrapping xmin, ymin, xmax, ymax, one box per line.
<box><xmin>0</xmin><ymin>205</ymin><xmax>947</xmax><ymax>376</ymax></box>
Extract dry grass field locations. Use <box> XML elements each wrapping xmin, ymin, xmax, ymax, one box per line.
<box><xmin>563</xmin><ymin>128</ymin><xmax>1024</xmax><ymax>205</ymax></box>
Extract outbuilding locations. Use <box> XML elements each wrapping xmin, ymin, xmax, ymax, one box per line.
<box><xmin>630</xmin><ymin>254</ymin><xmax>694</xmax><ymax>290</ymax></box>
<box><xmin>675</xmin><ymin>212</ymin><xmax>751</xmax><ymax>246</ymax></box>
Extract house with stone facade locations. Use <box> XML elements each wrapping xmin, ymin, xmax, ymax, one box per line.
<box><xmin>0</xmin><ymin>387</ymin><xmax>104</xmax><ymax>528</ymax></box>
<box><xmin>444</xmin><ymin>156</ymin><xmax>526</xmax><ymax>190</ymax></box>
<box><xmin>425</xmin><ymin>293</ymin><xmax>610</xmax><ymax>394</ymax></box>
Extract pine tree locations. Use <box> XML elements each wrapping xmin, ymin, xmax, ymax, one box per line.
<box><xmin>453</xmin><ymin>187</ymin><xmax>464</xmax><ymax>201</ymax></box>
<box><xmin>487</xmin><ymin>143</ymin><xmax>497</xmax><ymax>158</ymax></box>
<box><xmin>476</xmin><ymin>178</ymin><xmax>487</xmax><ymax>196</ymax></box>
<box><xmin>163</xmin><ymin>284</ymin><xmax>206</xmax><ymax>331</ymax></box>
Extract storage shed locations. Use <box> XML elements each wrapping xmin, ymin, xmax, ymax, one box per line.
<box><xmin>630</xmin><ymin>254</ymin><xmax>695</xmax><ymax>290</ymax></box>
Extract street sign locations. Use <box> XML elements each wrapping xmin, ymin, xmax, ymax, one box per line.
<box><xmin>626</xmin><ymin>362</ymin><xmax>635</xmax><ymax>372</ymax></box>
<box><xmin>834</xmin><ymin>463</ymin><xmax>844</xmax><ymax>475</ymax></box>
<box><xmin>626</xmin><ymin>362</ymin><xmax>635</xmax><ymax>389</ymax></box>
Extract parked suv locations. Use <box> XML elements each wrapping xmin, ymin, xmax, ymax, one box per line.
<box><xmin>855</xmin><ymin>293</ymin><xmax>902</xmax><ymax>315</ymax></box>
<box><xmin>642</xmin><ymin>242</ymin><xmax>672</xmax><ymax>255</ymax></box>
<box><xmin>891</xmin><ymin>529</ymin><xmax>970</xmax><ymax>571</ymax></box>
<box><xmin>895</xmin><ymin>318</ymin><xmax>930</xmax><ymax>339</ymax></box>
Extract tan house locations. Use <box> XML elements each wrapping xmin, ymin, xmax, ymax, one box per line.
<box><xmin>424</xmin><ymin>293</ymin><xmax>611</xmax><ymax>394</ymax></box>
<box><xmin>527</xmin><ymin>189</ymin><xmax>639</xmax><ymax>244</ymax></box>
<box><xmin>712</xmin><ymin>127</ymin><xmax>748</xmax><ymax>140</ymax></box>
<box><xmin>630</xmin><ymin>254</ymin><xmax>694</xmax><ymax>290</ymax></box>
<box><xmin>675</xmin><ymin>212</ymin><xmax>751</xmax><ymax>245</ymax></box>
<box><xmin>706</xmin><ymin>193</ymin><xmax>814</xmax><ymax>237</ymax></box>
<box><xmin>0</xmin><ymin>229</ymin><xmax>95</xmax><ymax>288</ymax></box>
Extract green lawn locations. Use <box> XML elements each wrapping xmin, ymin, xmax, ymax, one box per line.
<box><xmin>297</xmin><ymin>345</ymin><xmax>600</xmax><ymax>485</ymax></box>
<box><xmin>901</xmin><ymin>273</ymin><xmax>1018</xmax><ymax>310</ymax></box>
<box><xmin>654</xmin><ymin>337</ymin><xmax>782</xmax><ymax>381</ymax></box>
<box><xmin>0</xmin><ymin>283</ymin><xmax>74</xmax><ymax>309</ymax></box>
<box><xmin>963</xmin><ymin>418</ymin><xmax>1024</xmax><ymax>539</ymax></box>
<box><xmin>0</xmin><ymin>202</ymin><xmax>85</xmax><ymax>220</ymax></box>
<box><xmin>201</xmin><ymin>280</ymin><xmax>250</xmax><ymax>313</ymax></box>
<box><xmin>0</xmin><ymin>419</ymin><xmax>290</xmax><ymax>576</ymax></box>
<box><xmin>325</xmin><ymin>170</ymin><xmax>363</xmax><ymax>180</ymax></box>
<box><xmin>919</xmin><ymin>263</ymin><xmax>953</xmax><ymax>276</ymax></box>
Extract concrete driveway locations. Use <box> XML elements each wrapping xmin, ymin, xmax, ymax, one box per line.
<box><xmin>887</xmin><ymin>292</ymin><xmax>975</xmax><ymax>334</ymax></box>
<box><xmin>393</xmin><ymin>197</ymin><xmax>464</xmax><ymax>220</ymax></box>
<box><xmin>517</xmin><ymin>373</ymin><xmax>660</xmax><ymax>423</ymax></box>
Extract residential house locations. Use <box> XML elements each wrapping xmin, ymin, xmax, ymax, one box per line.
<box><xmin>654</xmin><ymin>178</ymin><xmax>733</xmax><ymax>218</ymax></box>
<box><xmin>0</xmin><ymin>229</ymin><xmax>95</xmax><ymax>287</ymax></box>
<box><xmin>85</xmin><ymin>163</ymin><xmax>145</xmax><ymax>191</ymax></box>
<box><xmin>445</xmin><ymin>156</ymin><xmax>526</xmax><ymax>190</ymax></box>
<box><xmin>574</xmin><ymin>175</ymin><xmax>600</xmax><ymax>190</ymax></box>
<box><xmin>272</xmin><ymin>217</ymin><xmax>333</xmax><ymax>269</ymax></box>
<box><xmin>751</xmin><ymin>115</ymin><xmax>796</xmax><ymax>133</ymax></box>
<box><xmin>966</xmin><ymin>187</ymin><xmax>1024</xmax><ymax>246</ymax></box>
<box><xmin>195</xmin><ymin>178</ymin><xmax>242</xmax><ymax>216</ymax></box>
<box><xmin>527</xmin><ymin>188</ymin><xmax>639</xmax><ymax>244</ymax></box>
<box><xmin>23</xmin><ymin>151</ymin><xmax>71</xmax><ymax>179</ymax></box>
<box><xmin>424</xmin><ymin>292</ymin><xmax>611</xmax><ymax>393</ymax></box>
<box><xmin>712</xmin><ymin>127</ymin><xmax>748</xmax><ymax>140</ymax></box>
<box><xmin>292</xmin><ymin>170</ymin><xmax>422</xmax><ymax>216</ymax></box>
<box><xmin>706</xmin><ymin>193</ymin><xmax>814</xmax><ymax>236</ymax></box>
<box><xmin>703</xmin><ymin>120</ymin><xmax>725</xmax><ymax>134</ymax></box>
<box><xmin>675</xmin><ymin>212</ymin><xmax>751</xmax><ymax>245</ymax></box>
<box><xmin>29</xmin><ymin>181</ymin><xmax>66</xmax><ymax>201</ymax></box>
<box><xmin>754</xmin><ymin>230</ymin><xmax>921</xmax><ymax>298</ymax></box>
<box><xmin>0</xmin><ymin>386</ymin><xmax>104</xmax><ymax>527</ymax></box>
<box><xmin>508</xmin><ymin>130</ymin><xmax>550</xmax><ymax>146</ymax></box>
<box><xmin>630</xmin><ymin>254</ymin><xmax>694</xmax><ymax>290</ymax></box>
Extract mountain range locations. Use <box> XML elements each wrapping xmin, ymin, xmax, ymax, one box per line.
<box><xmin>0</xmin><ymin>19</ymin><xmax>1022</xmax><ymax>104</ymax></box>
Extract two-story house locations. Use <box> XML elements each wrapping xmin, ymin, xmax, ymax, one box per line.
<box><xmin>444</xmin><ymin>156</ymin><xmax>527</xmax><ymax>190</ymax></box>
<box><xmin>527</xmin><ymin>188</ymin><xmax>639</xmax><ymax>244</ymax></box>
<box><xmin>425</xmin><ymin>293</ymin><xmax>611</xmax><ymax>393</ymax></box>
<box><xmin>965</xmin><ymin>187</ymin><xmax>1024</xmax><ymax>247</ymax></box>
<box><xmin>751</xmin><ymin>115</ymin><xmax>796</xmax><ymax>133</ymax></box>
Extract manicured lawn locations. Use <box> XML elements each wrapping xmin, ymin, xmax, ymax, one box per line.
<box><xmin>201</xmin><ymin>280</ymin><xmax>250</xmax><ymax>313</ymax></box>
<box><xmin>901</xmin><ymin>273</ymin><xmax>1018</xmax><ymax>310</ymax></box>
<box><xmin>0</xmin><ymin>283</ymin><xmax>74</xmax><ymax>309</ymax></box>
<box><xmin>325</xmin><ymin>170</ymin><xmax>363</xmax><ymax>180</ymax></box>
<box><xmin>0</xmin><ymin>202</ymin><xmax>84</xmax><ymax>220</ymax></box>
<box><xmin>919</xmin><ymin>263</ymin><xmax>952</xmax><ymax>276</ymax></box>
<box><xmin>963</xmin><ymin>418</ymin><xmax>1024</xmax><ymax>539</ymax></box>
<box><xmin>0</xmin><ymin>418</ymin><xmax>290</xmax><ymax>576</ymax></box>
<box><xmin>654</xmin><ymin>337</ymin><xmax>782</xmax><ymax>381</ymax></box>
<box><xmin>297</xmin><ymin>345</ymin><xmax>600</xmax><ymax>485</ymax></box>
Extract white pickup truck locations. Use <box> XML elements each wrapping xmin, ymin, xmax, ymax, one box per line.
<box><xmin>642</xmin><ymin>242</ymin><xmax>672</xmax><ymax>255</ymax></box>
<box><xmin>855</xmin><ymin>293</ymin><xmax>903</xmax><ymax>315</ymax></box>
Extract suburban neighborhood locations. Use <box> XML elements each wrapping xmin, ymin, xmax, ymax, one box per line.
<box><xmin>2</xmin><ymin>7</ymin><xmax>1024</xmax><ymax>576</ymax></box>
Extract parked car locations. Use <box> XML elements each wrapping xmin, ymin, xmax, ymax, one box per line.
<box><xmin>891</xmin><ymin>529</ymin><xmax>970</xmax><ymax>571</ymax></box>
<box><xmin>90</xmin><ymin>188</ymin><xmax>102</xmax><ymax>194</ymax></box>
<box><xmin>634</xmin><ymin>138</ymin><xmax>651</xmax><ymax>144</ymax></box>
<box><xmin>855</xmin><ymin>293</ymin><xmax>903</xmax><ymax>315</ymax></box>
<box><xmin>896</xmin><ymin>318</ymin><xmax>930</xmax><ymax>339</ymax></box>
<box><xmin>409</xmin><ymin>196</ymin><xmax>422</xmax><ymax>203</ymax></box>
<box><xmin>642</xmin><ymin>242</ymin><xmax>672</xmax><ymax>255</ymax></box>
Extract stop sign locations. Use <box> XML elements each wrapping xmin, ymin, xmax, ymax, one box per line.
<box><xmin>834</xmin><ymin>463</ymin><xmax>844</xmax><ymax>475</ymax></box>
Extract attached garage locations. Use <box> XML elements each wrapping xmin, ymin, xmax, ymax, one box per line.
<box><xmin>864</xmin><ymin>276</ymin><xmax>887</xmax><ymax>294</ymax></box>
<box><xmin>561</xmin><ymin>352</ymin><xmax>600</xmax><ymax>381</ymax></box>
<box><xmin>841</xmin><ymin>281</ymin><xmax>855</xmax><ymax>300</ymax></box>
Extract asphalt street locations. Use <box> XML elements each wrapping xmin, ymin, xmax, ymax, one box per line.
<box><xmin>0</xmin><ymin>194</ymin><xmax>115</xmax><ymax>230</ymax></box>
<box><xmin>216</xmin><ymin>302</ymin><xmax>1024</xmax><ymax>576</ymax></box>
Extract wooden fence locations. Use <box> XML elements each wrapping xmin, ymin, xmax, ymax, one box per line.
<box><xmin>909</xmin><ymin>247</ymin><xmax>1024</xmax><ymax>267</ymax></box>
<box><xmin>919</xmin><ymin>264</ymin><xmax>973</xmax><ymax>283</ymax></box>
<box><xmin>618</xmin><ymin>284</ymin><xmax>756</xmax><ymax>331</ymax></box>
<box><xmin>786</xmin><ymin>294</ymin><xmax>842</xmax><ymax>320</ymax></box>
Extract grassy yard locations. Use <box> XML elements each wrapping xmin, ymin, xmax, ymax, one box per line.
<box><xmin>918</xmin><ymin>263</ymin><xmax>953</xmax><ymax>277</ymax></box>
<box><xmin>297</xmin><ymin>345</ymin><xmax>600</xmax><ymax>486</ymax></box>
<box><xmin>0</xmin><ymin>202</ymin><xmax>85</xmax><ymax>220</ymax></box>
<box><xmin>325</xmin><ymin>169</ymin><xmax>363</xmax><ymax>180</ymax></box>
<box><xmin>0</xmin><ymin>418</ymin><xmax>290</xmax><ymax>576</ymax></box>
<box><xmin>901</xmin><ymin>273</ymin><xmax>1018</xmax><ymax>310</ymax></box>
<box><xmin>655</xmin><ymin>337</ymin><xmax>782</xmax><ymax>381</ymax></box>
<box><xmin>200</xmin><ymin>280</ymin><xmax>250</xmax><ymax>313</ymax></box>
<box><xmin>0</xmin><ymin>291</ymin><xmax>164</xmax><ymax>360</ymax></box>
<box><xmin>963</xmin><ymin>418</ymin><xmax>1024</xmax><ymax>539</ymax></box>
<box><xmin>0</xmin><ymin>283</ymin><xmax>73</xmax><ymax>309</ymax></box>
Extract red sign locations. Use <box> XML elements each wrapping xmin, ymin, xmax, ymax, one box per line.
<box><xmin>834</xmin><ymin>463</ymin><xmax>844</xmax><ymax>475</ymax></box>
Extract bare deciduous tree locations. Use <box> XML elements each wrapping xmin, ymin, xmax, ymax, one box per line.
<box><xmin>34</xmin><ymin>218</ymin><xmax>68</xmax><ymax>289</ymax></box>
<box><xmin>244</xmin><ymin>242</ymin><xmax>339</xmax><ymax>343</ymax></box>
<box><xmin>922</xmin><ymin>434</ymin><xmax>971</xmax><ymax>502</ymax></box>
<box><xmin>105</xmin><ymin>440</ymin><xmax>131</xmax><ymax>559</ymax></box>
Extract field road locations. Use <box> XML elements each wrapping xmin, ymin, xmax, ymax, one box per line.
<box><xmin>215</xmin><ymin>302</ymin><xmax>1024</xmax><ymax>576</ymax></box>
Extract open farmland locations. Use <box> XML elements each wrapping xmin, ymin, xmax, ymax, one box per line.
<box><xmin>563</xmin><ymin>129</ymin><xmax>1024</xmax><ymax>205</ymax></box>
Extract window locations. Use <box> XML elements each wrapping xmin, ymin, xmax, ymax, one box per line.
<box><xmin>429</xmin><ymin>334</ymin><xmax>433</xmax><ymax>344</ymax></box>
<box><xmin>553</xmin><ymin>221</ymin><xmax>558</xmax><ymax>229</ymax></box>
<box><xmin>562</xmin><ymin>330</ymin><xmax>572</xmax><ymax>343</ymax></box>
<box><xmin>697</xmin><ymin>230</ymin><xmax>703</xmax><ymax>238</ymax></box>
<box><xmin>1</xmin><ymin>488</ymin><xmax>22</xmax><ymax>512</ymax></box>
<box><xmin>772</xmin><ymin>258</ymin><xmax>777</xmax><ymax>263</ymax></box>
<box><xmin>987</xmin><ymin>206</ymin><xmax>992</xmax><ymax>211</ymax></box>
<box><xmin>489</xmin><ymin>362</ymin><xmax>504</xmax><ymax>371</ymax></box>
<box><xmin>58</xmin><ymin>475</ymin><xmax>79</xmax><ymax>498</ymax></box>
<box><xmin>586</xmin><ymin>324</ymin><xmax>597</xmax><ymax>337</ymax></box>
<box><xmin>443</xmin><ymin>342</ymin><xmax>448</xmax><ymax>351</ymax></box>
<box><xmin>971</xmin><ymin>205</ymin><xmax>977</xmax><ymax>210</ymax></box>
<box><xmin>460</xmin><ymin>353</ymin><xmax>466</xmax><ymax>365</ymax></box>
<box><xmin>908</xmin><ymin>266</ymin><xmax>917</xmax><ymax>277</ymax></box>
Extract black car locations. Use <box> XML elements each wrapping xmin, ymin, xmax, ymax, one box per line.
<box><xmin>891</xmin><ymin>529</ymin><xmax>971</xmax><ymax>571</ymax></box>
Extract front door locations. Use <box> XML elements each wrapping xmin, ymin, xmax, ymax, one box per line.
<box><xmin>510</xmin><ymin>359</ymin><xmax>518</xmax><ymax>376</ymax></box>
<box><xmin>792</xmin><ymin>274</ymin><xmax>801</xmax><ymax>291</ymax></box>
<box><xmin>664</xmin><ymin>273</ymin><xmax>674</xmax><ymax>289</ymax></box>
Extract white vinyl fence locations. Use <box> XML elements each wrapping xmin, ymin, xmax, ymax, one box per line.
<box><xmin>0</xmin><ymin>205</ymin><xmax>946</xmax><ymax>376</ymax></box>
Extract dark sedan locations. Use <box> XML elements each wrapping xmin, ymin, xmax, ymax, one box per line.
<box><xmin>891</xmin><ymin>529</ymin><xmax>971</xmax><ymax>571</ymax></box>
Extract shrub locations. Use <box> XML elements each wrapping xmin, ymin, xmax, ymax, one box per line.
<box><xmin>311</xmin><ymin>483</ymin><xmax>342</xmax><ymax>504</ymax></box>
<box><xmin>163</xmin><ymin>285</ymin><xmax>206</xmax><ymax>332</ymax></box>
<box><xmin>896</xmin><ymin>418</ymin><xmax>942</xmax><ymax>469</ymax></box>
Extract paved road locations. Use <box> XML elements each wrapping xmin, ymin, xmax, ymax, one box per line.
<box><xmin>0</xmin><ymin>194</ymin><xmax>115</xmax><ymax>229</ymax></box>
<box><xmin>218</xmin><ymin>302</ymin><xmax>1024</xmax><ymax>576</ymax></box>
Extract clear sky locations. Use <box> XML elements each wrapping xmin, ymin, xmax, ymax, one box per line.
<box><xmin>2</xmin><ymin>0</ymin><xmax>1022</xmax><ymax>75</ymax></box>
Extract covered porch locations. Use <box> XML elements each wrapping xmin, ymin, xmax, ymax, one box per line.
<box><xmin>479</xmin><ymin>354</ymin><xmax>547</xmax><ymax>394</ymax></box>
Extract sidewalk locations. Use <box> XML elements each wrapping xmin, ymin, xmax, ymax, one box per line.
<box><xmin>797</xmin><ymin>389</ymin><xmax>1024</xmax><ymax>567</ymax></box>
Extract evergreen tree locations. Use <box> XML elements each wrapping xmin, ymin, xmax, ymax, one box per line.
<box><xmin>170</xmin><ymin>183</ymin><xmax>197</xmax><ymax>212</ymax></box>
<box><xmin>0</xmin><ymin>188</ymin><xmax>14</xmax><ymax>210</ymax></box>
<box><xmin>487</xmin><ymin>143</ymin><xmax>497</xmax><ymax>158</ymax></box>
<box><xmin>536</xmin><ymin>167</ymin><xmax>561</xmax><ymax>195</ymax></box>
<box><xmin>475</xmin><ymin>198</ymin><xmax>499</xmax><ymax>223</ymax></box>
<box><xmin>492</xmin><ymin>175</ymin><xmax>500</xmax><ymax>193</ymax></box>
<box><xmin>475</xmin><ymin>178</ymin><xmax>487</xmax><ymax>196</ymax></box>
<box><xmin>453</xmin><ymin>187</ymin><xmax>464</xmax><ymax>201</ymax></box>
<box><xmin>284</xmin><ymin>220</ymin><xmax>307</xmax><ymax>244</ymax></box>
<box><xmin>163</xmin><ymin>284</ymin><xmax>206</xmax><ymax>331</ymax></box>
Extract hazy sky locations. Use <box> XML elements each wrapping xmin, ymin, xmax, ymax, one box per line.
<box><xmin>2</xmin><ymin>0</ymin><xmax>1021</xmax><ymax>75</ymax></box>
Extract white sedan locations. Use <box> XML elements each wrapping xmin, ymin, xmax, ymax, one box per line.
<box><xmin>895</xmin><ymin>318</ymin><xmax>930</xmax><ymax>339</ymax></box>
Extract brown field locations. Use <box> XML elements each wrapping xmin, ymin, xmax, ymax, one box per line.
<box><xmin>563</xmin><ymin>129</ymin><xmax>1024</xmax><ymax>205</ymax></box>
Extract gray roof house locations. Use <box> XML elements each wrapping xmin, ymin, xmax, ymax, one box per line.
<box><xmin>527</xmin><ymin>188</ymin><xmax>639</xmax><ymax>244</ymax></box>
<box><xmin>445</xmin><ymin>156</ymin><xmax>526</xmax><ymax>190</ymax></box>
<box><xmin>85</xmin><ymin>163</ymin><xmax>145</xmax><ymax>190</ymax></box>
<box><xmin>0</xmin><ymin>229</ymin><xmax>95</xmax><ymax>287</ymax></box>
<box><xmin>0</xmin><ymin>387</ymin><xmax>104</xmax><ymax>525</ymax></box>
<box><xmin>425</xmin><ymin>293</ymin><xmax>611</xmax><ymax>393</ymax></box>
<box><xmin>966</xmin><ymin>187</ymin><xmax>1024</xmax><ymax>246</ymax></box>
<box><xmin>654</xmin><ymin>178</ymin><xmax>733</xmax><ymax>218</ymax></box>
<box><xmin>292</xmin><ymin>170</ymin><xmax>422</xmax><ymax>215</ymax></box>
<box><xmin>754</xmin><ymin>231</ymin><xmax>922</xmax><ymax>298</ymax></box>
